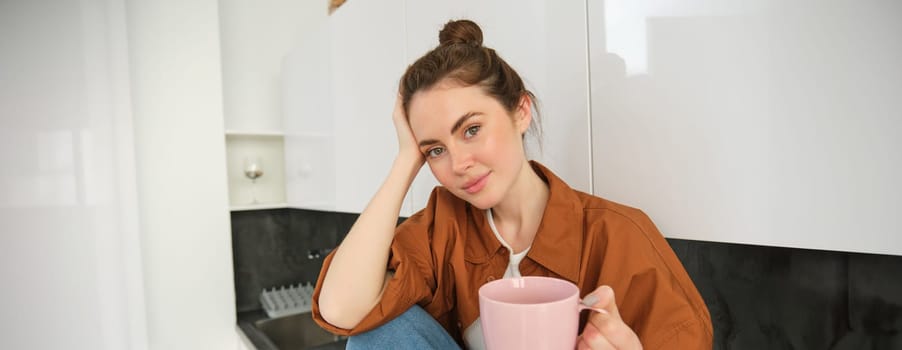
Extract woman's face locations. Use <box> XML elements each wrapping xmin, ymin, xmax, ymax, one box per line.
<box><xmin>408</xmin><ymin>82</ymin><xmax>531</xmax><ymax>209</ymax></box>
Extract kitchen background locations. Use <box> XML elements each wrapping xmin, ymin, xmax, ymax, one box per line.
<box><xmin>2</xmin><ymin>0</ymin><xmax>900</xmax><ymax>349</ymax></box>
<box><xmin>233</xmin><ymin>208</ymin><xmax>902</xmax><ymax>349</ymax></box>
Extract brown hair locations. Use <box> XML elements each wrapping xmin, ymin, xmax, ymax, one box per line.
<box><xmin>399</xmin><ymin>19</ymin><xmax>541</xmax><ymax>139</ymax></box>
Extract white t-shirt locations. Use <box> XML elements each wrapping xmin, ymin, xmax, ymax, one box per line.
<box><xmin>463</xmin><ymin>210</ymin><xmax>531</xmax><ymax>350</ymax></box>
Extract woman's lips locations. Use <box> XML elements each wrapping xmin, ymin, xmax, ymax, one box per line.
<box><xmin>463</xmin><ymin>173</ymin><xmax>489</xmax><ymax>194</ymax></box>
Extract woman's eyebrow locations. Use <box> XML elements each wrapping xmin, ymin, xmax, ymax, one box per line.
<box><xmin>418</xmin><ymin>139</ymin><xmax>439</xmax><ymax>148</ymax></box>
<box><xmin>450</xmin><ymin>112</ymin><xmax>479</xmax><ymax>135</ymax></box>
<box><xmin>417</xmin><ymin>112</ymin><xmax>481</xmax><ymax>148</ymax></box>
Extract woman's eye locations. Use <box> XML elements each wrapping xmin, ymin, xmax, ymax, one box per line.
<box><xmin>427</xmin><ymin>147</ymin><xmax>445</xmax><ymax>158</ymax></box>
<box><xmin>464</xmin><ymin>125</ymin><xmax>480</xmax><ymax>138</ymax></box>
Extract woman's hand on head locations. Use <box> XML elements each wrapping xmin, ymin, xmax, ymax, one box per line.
<box><xmin>392</xmin><ymin>93</ymin><xmax>425</xmax><ymax>165</ymax></box>
<box><xmin>577</xmin><ymin>285</ymin><xmax>643</xmax><ymax>350</ymax></box>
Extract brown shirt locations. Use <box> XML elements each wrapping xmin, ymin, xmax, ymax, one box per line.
<box><xmin>312</xmin><ymin>162</ymin><xmax>713</xmax><ymax>349</ymax></box>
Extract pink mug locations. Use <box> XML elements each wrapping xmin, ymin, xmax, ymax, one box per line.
<box><xmin>478</xmin><ymin>276</ymin><xmax>606</xmax><ymax>350</ymax></box>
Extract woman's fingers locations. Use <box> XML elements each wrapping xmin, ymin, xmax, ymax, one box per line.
<box><xmin>392</xmin><ymin>93</ymin><xmax>406</xmax><ymax>121</ymax></box>
<box><xmin>588</xmin><ymin>286</ymin><xmax>620</xmax><ymax>319</ymax></box>
<box><xmin>581</xmin><ymin>285</ymin><xmax>643</xmax><ymax>349</ymax></box>
<box><xmin>391</xmin><ymin>94</ymin><xmax>423</xmax><ymax>162</ymax></box>
<box><xmin>578</xmin><ymin>321</ymin><xmax>615</xmax><ymax>350</ymax></box>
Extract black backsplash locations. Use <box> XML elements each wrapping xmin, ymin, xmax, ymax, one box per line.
<box><xmin>669</xmin><ymin>240</ymin><xmax>902</xmax><ymax>349</ymax></box>
<box><xmin>230</xmin><ymin>208</ymin><xmax>359</xmax><ymax>313</ymax></box>
<box><xmin>232</xmin><ymin>208</ymin><xmax>902</xmax><ymax>349</ymax></box>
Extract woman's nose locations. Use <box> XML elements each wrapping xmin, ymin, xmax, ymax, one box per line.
<box><xmin>450</xmin><ymin>148</ymin><xmax>473</xmax><ymax>174</ymax></box>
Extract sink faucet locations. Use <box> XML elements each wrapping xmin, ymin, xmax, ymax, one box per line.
<box><xmin>306</xmin><ymin>248</ymin><xmax>333</xmax><ymax>260</ymax></box>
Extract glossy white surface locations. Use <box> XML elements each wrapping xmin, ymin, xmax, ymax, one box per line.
<box><xmin>589</xmin><ymin>0</ymin><xmax>902</xmax><ymax>255</ymax></box>
<box><xmin>282</xmin><ymin>15</ymin><xmax>336</xmax><ymax>212</ymax></box>
<box><xmin>1</xmin><ymin>0</ymin><xmax>147</xmax><ymax>348</ymax></box>
<box><xmin>283</xmin><ymin>1</ymin><xmax>406</xmax><ymax>214</ymax></box>
<box><xmin>329</xmin><ymin>0</ymin><xmax>408</xmax><ymax>214</ymax></box>
<box><xmin>219</xmin><ymin>0</ymin><xmax>306</xmax><ymax>132</ymax></box>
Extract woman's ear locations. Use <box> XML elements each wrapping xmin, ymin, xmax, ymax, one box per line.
<box><xmin>514</xmin><ymin>94</ymin><xmax>532</xmax><ymax>135</ymax></box>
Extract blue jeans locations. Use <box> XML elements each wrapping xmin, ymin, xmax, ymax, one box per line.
<box><xmin>346</xmin><ymin>305</ymin><xmax>462</xmax><ymax>350</ymax></box>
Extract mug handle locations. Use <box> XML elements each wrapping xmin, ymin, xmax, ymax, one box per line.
<box><xmin>578</xmin><ymin>303</ymin><xmax>609</xmax><ymax>315</ymax></box>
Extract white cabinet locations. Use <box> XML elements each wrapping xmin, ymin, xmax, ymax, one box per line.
<box><xmin>283</xmin><ymin>1</ymin><xmax>407</xmax><ymax>214</ymax></box>
<box><xmin>220</xmin><ymin>0</ymin><xmax>313</xmax><ymax>210</ymax></box>
<box><xmin>283</xmin><ymin>0</ymin><xmax>592</xmax><ymax>215</ymax></box>
<box><xmin>329</xmin><ymin>1</ymin><xmax>408</xmax><ymax>214</ymax></box>
<box><xmin>586</xmin><ymin>0</ymin><xmax>902</xmax><ymax>255</ymax></box>
<box><xmin>283</xmin><ymin>21</ymin><xmax>337</xmax><ymax>211</ymax></box>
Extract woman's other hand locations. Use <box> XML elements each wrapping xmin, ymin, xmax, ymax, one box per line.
<box><xmin>577</xmin><ymin>285</ymin><xmax>643</xmax><ymax>350</ymax></box>
<box><xmin>392</xmin><ymin>93</ymin><xmax>425</xmax><ymax>165</ymax></box>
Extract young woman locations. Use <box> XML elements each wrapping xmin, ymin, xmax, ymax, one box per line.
<box><xmin>313</xmin><ymin>19</ymin><xmax>713</xmax><ymax>350</ymax></box>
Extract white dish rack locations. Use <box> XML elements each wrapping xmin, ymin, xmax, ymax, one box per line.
<box><xmin>260</xmin><ymin>282</ymin><xmax>315</xmax><ymax>318</ymax></box>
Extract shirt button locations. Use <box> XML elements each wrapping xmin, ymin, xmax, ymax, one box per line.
<box><xmin>487</xmin><ymin>275</ymin><xmax>495</xmax><ymax>282</ymax></box>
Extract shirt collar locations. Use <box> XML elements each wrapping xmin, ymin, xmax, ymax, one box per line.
<box><xmin>525</xmin><ymin>161</ymin><xmax>584</xmax><ymax>283</ymax></box>
<box><xmin>465</xmin><ymin>161</ymin><xmax>584</xmax><ymax>283</ymax></box>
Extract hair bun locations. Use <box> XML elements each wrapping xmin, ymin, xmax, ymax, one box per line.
<box><xmin>439</xmin><ymin>19</ymin><xmax>483</xmax><ymax>47</ymax></box>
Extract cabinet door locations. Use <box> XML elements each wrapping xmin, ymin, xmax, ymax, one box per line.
<box><xmin>587</xmin><ymin>0</ymin><xmax>902</xmax><ymax>255</ymax></box>
<box><xmin>328</xmin><ymin>0</ymin><xmax>408</xmax><ymax>214</ymax></box>
<box><xmin>403</xmin><ymin>0</ymin><xmax>592</xmax><ymax>215</ymax></box>
<box><xmin>283</xmin><ymin>21</ymin><xmax>336</xmax><ymax>211</ymax></box>
<box><xmin>284</xmin><ymin>1</ymin><xmax>408</xmax><ymax>214</ymax></box>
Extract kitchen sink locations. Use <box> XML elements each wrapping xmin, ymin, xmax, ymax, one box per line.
<box><xmin>239</xmin><ymin>311</ymin><xmax>347</xmax><ymax>350</ymax></box>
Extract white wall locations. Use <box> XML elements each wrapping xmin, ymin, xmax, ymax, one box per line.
<box><xmin>126</xmin><ymin>0</ymin><xmax>238</xmax><ymax>348</ymax></box>
<box><xmin>0</xmin><ymin>0</ymin><xmax>147</xmax><ymax>348</ymax></box>
<box><xmin>589</xmin><ymin>0</ymin><xmax>902</xmax><ymax>255</ymax></box>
